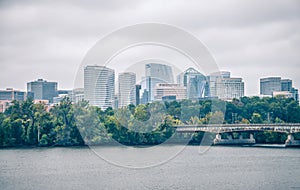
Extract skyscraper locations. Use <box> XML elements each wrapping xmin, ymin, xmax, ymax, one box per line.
<box><xmin>208</xmin><ymin>71</ymin><xmax>244</xmax><ymax>100</ymax></box>
<box><xmin>215</xmin><ymin>77</ymin><xmax>244</xmax><ymax>100</ymax></box>
<box><xmin>118</xmin><ymin>72</ymin><xmax>136</xmax><ymax>108</ymax></box>
<box><xmin>27</xmin><ymin>79</ymin><xmax>58</xmax><ymax>103</ymax></box>
<box><xmin>291</xmin><ymin>88</ymin><xmax>299</xmax><ymax>101</ymax></box>
<box><xmin>84</xmin><ymin>65</ymin><xmax>115</xmax><ymax>110</ymax></box>
<box><xmin>260</xmin><ymin>77</ymin><xmax>281</xmax><ymax>95</ymax></box>
<box><xmin>208</xmin><ymin>71</ymin><xmax>231</xmax><ymax>97</ymax></box>
<box><xmin>145</xmin><ymin>63</ymin><xmax>174</xmax><ymax>102</ymax></box>
<box><xmin>260</xmin><ymin>77</ymin><xmax>294</xmax><ymax>96</ymax></box>
<box><xmin>135</xmin><ymin>84</ymin><xmax>141</xmax><ymax>106</ymax></box>
<box><xmin>177</xmin><ymin>67</ymin><xmax>209</xmax><ymax>100</ymax></box>
<box><xmin>281</xmin><ymin>79</ymin><xmax>292</xmax><ymax>92</ymax></box>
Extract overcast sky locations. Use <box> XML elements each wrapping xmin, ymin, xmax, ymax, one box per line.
<box><xmin>0</xmin><ymin>0</ymin><xmax>299</xmax><ymax>96</ymax></box>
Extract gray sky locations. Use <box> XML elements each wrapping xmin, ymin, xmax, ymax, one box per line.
<box><xmin>0</xmin><ymin>0</ymin><xmax>299</xmax><ymax>96</ymax></box>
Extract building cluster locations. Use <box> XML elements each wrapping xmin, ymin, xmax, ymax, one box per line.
<box><xmin>0</xmin><ymin>79</ymin><xmax>84</xmax><ymax>112</ymax></box>
<box><xmin>260</xmin><ymin>77</ymin><xmax>298</xmax><ymax>100</ymax></box>
<box><xmin>0</xmin><ymin>63</ymin><xmax>299</xmax><ymax>112</ymax></box>
<box><xmin>83</xmin><ymin>63</ymin><xmax>245</xmax><ymax>110</ymax></box>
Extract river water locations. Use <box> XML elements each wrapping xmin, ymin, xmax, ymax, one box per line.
<box><xmin>0</xmin><ymin>145</ymin><xmax>299</xmax><ymax>190</ymax></box>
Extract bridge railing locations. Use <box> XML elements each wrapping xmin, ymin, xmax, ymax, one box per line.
<box><xmin>175</xmin><ymin>123</ymin><xmax>300</xmax><ymax>128</ymax></box>
<box><xmin>173</xmin><ymin>123</ymin><xmax>300</xmax><ymax>133</ymax></box>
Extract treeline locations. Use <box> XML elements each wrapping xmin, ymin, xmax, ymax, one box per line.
<box><xmin>0</xmin><ymin>96</ymin><xmax>299</xmax><ymax>147</ymax></box>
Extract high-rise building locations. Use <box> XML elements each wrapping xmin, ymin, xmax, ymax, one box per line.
<box><xmin>260</xmin><ymin>77</ymin><xmax>281</xmax><ymax>95</ymax></box>
<box><xmin>141</xmin><ymin>89</ymin><xmax>149</xmax><ymax>105</ymax></box>
<box><xmin>135</xmin><ymin>85</ymin><xmax>141</xmax><ymax>106</ymax></box>
<box><xmin>208</xmin><ymin>71</ymin><xmax>231</xmax><ymax>97</ymax></box>
<box><xmin>281</xmin><ymin>79</ymin><xmax>292</xmax><ymax>92</ymax></box>
<box><xmin>260</xmin><ymin>77</ymin><xmax>295</xmax><ymax>96</ymax></box>
<box><xmin>84</xmin><ymin>65</ymin><xmax>115</xmax><ymax>110</ymax></box>
<box><xmin>177</xmin><ymin>67</ymin><xmax>209</xmax><ymax>100</ymax></box>
<box><xmin>146</xmin><ymin>63</ymin><xmax>174</xmax><ymax>102</ymax></box>
<box><xmin>215</xmin><ymin>77</ymin><xmax>244</xmax><ymax>100</ymax></box>
<box><xmin>118</xmin><ymin>72</ymin><xmax>136</xmax><ymax>108</ymax></box>
<box><xmin>0</xmin><ymin>88</ymin><xmax>26</xmax><ymax>102</ymax></box>
<box><xmin>208</xmin><ymin>71</ymin><xmax>244</xmax><ymax>100</ymax></box>
<box><xmin>27</xmin><ymin>79</ymin><xmax>58</xmax><ymax>103</ymax></box>
<box><xmin>291</xmin><ymin>88</ymin><xmax>299</xmax><ymax>101</ymax></box>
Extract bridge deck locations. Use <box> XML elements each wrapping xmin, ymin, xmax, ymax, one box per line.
<box><xmin>174</xmin><ymin>123</ymin><xmax>300</xmax><ymax>133</ymax></box>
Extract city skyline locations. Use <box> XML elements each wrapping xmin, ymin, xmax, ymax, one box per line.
<box><xmin>0</xmin><ymin>1</ymin><xmax>299</xmax><ymax>96</ymax></box>
<box><xmin>0</xmin><ymin>67</ymin><xmax>298</xmax><ymax>97</ymax></box>
<box><xmin>1</xmin><ymin>64</ymin><xmax>298</xmax><ymax>110</ymax></box>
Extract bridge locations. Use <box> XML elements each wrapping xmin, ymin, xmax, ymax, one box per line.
<box><xmin>174</xmin><ymin>123</ymin><xmax>300</xmax><ymax>147</ymax></box>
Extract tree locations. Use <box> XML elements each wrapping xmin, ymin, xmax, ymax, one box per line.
<box><xmin>76</xmin><ymin>105</ymin><xmax>112</xmax><ymax>145</ymax></box>
<box><xmin>241</xmin><ymin>118</ymin><xmax>250</xmax><ymax>124</ymax></box>
<box><xmin>251</xmin><ymin>113</ymin><xmax>263</xmax><ymax>124</ymax></box>
<box><xmin>51</xmin><ymin>97</ymin><xmax>83</xmax><ymax>146</ymax></box>
<box><xmin>1</xmin><ymin>95</ymin><xmax>300</xmax><ymax>147</ymax></box>
<box><xmin>286</xmin><ymin>101</ymin><xmax>300</xmax><ymax>123</ymax></box>
<box><xmin>133</xmin><ymin>104</ymin><xmax>150</xmax><ymax>122</ymax></box>
<box><xmin>205</xmin><ymin>111</ymin><xmax>224</xmax><ymax>124</ymax></box>
<box><xmin>0</xmin><ymin>113</ymin><xmax>7</xmax><ymax>146</ymax></box>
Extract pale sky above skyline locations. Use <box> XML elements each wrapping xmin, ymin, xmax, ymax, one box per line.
<box><xmin>0</xmin><ymin>0</ymin><xmax>299</xmax><ymax>96</ymax></box>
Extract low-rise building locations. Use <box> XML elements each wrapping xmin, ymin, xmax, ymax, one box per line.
<box><xmin>154</xmin><ymin>83</ymin><xmax>186</xmax><ymax>101</ymax></box>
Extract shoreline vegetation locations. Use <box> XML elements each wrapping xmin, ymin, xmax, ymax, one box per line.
<box><xmin>0</xmin><ymin>96</ymin><xmax>299</xmax><ymax>148</ymax></box>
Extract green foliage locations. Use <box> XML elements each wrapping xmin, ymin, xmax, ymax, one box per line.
<box><xmin>0</xmin><ymin>96</ymin><xmax>299</xmax><ymax>147</ymax></box>
<box><xmin>133</xmin><ymin>104</ymin><xmax>150</xmax><ymax>122</ymax></box>
<box><xmin>251</xmin><ymin>113</ymin><xmax>263</xmax><ymax>124</ymax></box>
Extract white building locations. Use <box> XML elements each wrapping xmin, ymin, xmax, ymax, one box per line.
<box><xmin>84</xmin><ymin>65</ymin><xmax>115</xmax><ymax>110</ymax></box>
<box><xmin>208</xmin><ymin>71</ymin><xmax>244</xmax><ymax>100</ymax></box>
<box><xmin>273</xmin><ymin>91</ymin><xmax>293</xmax><ymax>98</ymax></box>
<box><xmin>154</xmin><ymin>83</ymin><xmax>187</xmax><ymax>101</ymax></box>
<box><xmin>208</xmin><ymin>71</ymin><xmax>231</xmax><ymax>97</ymax></box>
<box><xmin>118</xmin><ymin>72</ymin><xmax>136</xmax><ymax>108</ymax></box>
<box><xmin>215</xmin><ymin>77</ymin><xmax>244</xmax><ymax>100</ymax></box>
<box><xmin>72</xmin><ymin>88</ymin><xmax>84</xmax><ymax>103</ymax></box>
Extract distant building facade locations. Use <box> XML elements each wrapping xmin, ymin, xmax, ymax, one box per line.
<box><xmin>0</xmin><ymin>100</ymin><xmax>11</xmax><ymax>113</ymax></box>
<box><xmin>260</xmin><ymin>77</ymin><xmax>298</xmax><ymax>101</ymax></box>
<box><xmin>84</xmin><ymin>65</ymin><xmax>115</xmax><ymax>110</ymax></box>
<box><xmin>53</xmin><ymin>90</ymin><xmax>72</xmax><ymax>104</ymax></box>
<box><xmin>145</xmin><ymin>63</ymin><xmax>174</xmax><ymax>102</ymax></box>
<box><xmin>141</xmin><ymin>89</ymin><xmax>149</xmax><ymax>105</ymax></box>
<box><xmin>208</xmin><ymin>71</ymin><xmax>231</xmax><ymax>98</ymax></box>
<box><xmin>154</xmin><ymin>83</ymin><xmax>186</xmax><ymax>101</ymax></box>
<box><xmin>272</xmin><ymin>91</ymin><xmax>293</xmax><ymax>99</ymax></box>
<box><xmin>208</xmin><ymin>71</ymin><xmax>244</xmax><ymax>100</ymax></box>
<box><xmin>177</xmin><ymin>67</ymin><xmax>209</xmax><ymax>100</ymax></box>
<box><xmin>291</xmin><ymin>88</ymin><xmax>299</xmax><ymax>101</ymax></box>
<box><xmin>260</xmin><ymin>77</ymin><xmax>282</xmax><ymax>96</ymax></box>
<box><xmin>215</xmin><ymin>77</ymin><xmax>244</xmax><ymax>100</ymax></box>
<box><xmin>71</xmin><ymin>88</ymin><xmax>84</xmax><ymax>103</ymax></box>
<box><xmin>0</xmin><ymin>88</ymin><xmax>27</xmax><ymax>112</ymax></box>
<box><xmin>0</xmin><ymin>88</ymin><xmax>26</xmax><ymax>102</ymax></box>
<box><xmin>27</xmin><ymin>79</ymin><xmax>58</xmax><ymax>103</ymax></box>
<box><xmin>118</xmin><ymin>72</ymin><xmax>136</xmax><ymax>108</ymax></box>
<box><xmin>135</xmin><ymin>84</ymin><xmax>141</xmax><ymax>106</ymax></box>
<box><xmin>281</xmin><ymin>79</ymin><xmax>292</xmax><ymax>92</ymax></box>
